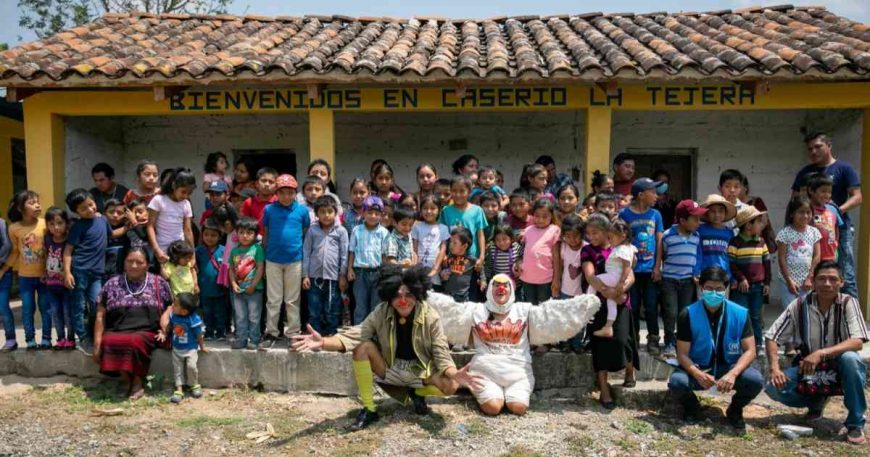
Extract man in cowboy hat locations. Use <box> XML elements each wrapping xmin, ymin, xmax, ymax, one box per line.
<box><xmin>290</xmin><ymin>265</ymin><xmax>480</xmax><ymax>430</ymax></box>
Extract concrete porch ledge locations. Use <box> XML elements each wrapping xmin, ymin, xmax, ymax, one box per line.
<box><xmin>1</xmin><ymin>344</ymin><xmax>867</xmax><ymax>395</ymax></box>
<box><xmin>0</xmin><ymin>343</ymin><xmax>674</xmax><ymax>395</ymax></box>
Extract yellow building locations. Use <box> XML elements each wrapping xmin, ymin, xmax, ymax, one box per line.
<box><xmin>0</xmin><ymin>5</ymin><xmax>869</xmax><ymax>308</ymax></box>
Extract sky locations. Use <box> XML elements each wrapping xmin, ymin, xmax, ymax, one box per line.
<box><xmin>0</xmin><ymin>0</ymin><xmax>867</xmax><ymax>46</ymax></box>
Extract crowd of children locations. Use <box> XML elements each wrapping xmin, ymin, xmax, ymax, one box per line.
<box><xmin>0</xmin><ymin>149</ymin><xmax>854</xmax><ymax>402</ymax></box>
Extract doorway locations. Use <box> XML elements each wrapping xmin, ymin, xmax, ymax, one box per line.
<box><xmin>232</xmin><ymin>148</ymin><xmax>297</xmax><ymax>177</ymax></box>
<box><xmin>626</xmin><ymin>148</ymin><xmax>695</xmax><ymax>200</ymax></box>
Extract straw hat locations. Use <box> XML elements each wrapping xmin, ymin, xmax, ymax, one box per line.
<box><xmin>699</xmin><ymin>194</ymin><xmax>737</xmax><ymax>221</ymax></box>
<box><xmin>735</xmin><ymin>206</ymin><xmax>767</xmax><ymax>228</ymax></box>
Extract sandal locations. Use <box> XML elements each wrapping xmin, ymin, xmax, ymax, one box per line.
<box><xmin>128</xmin><ymin>388</ymin><xmax>146</xmax><ymax>401</ymax></box>
<box><xmin>622</xmin><ymin>379</ymin><xmax>637</xmax><ymax>388</ymax></box>
<box><xmin>599</xmin><ymin>397</ymin><xmax>617</xmax><ymax>410</ymax></box>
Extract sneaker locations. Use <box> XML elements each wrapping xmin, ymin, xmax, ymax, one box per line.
<box><xmin>726</xmin><ymin>404</ymin><xmax>746</xmax><ymax>432</ymax></box>
<box><xmin>663</xmin><ymin>343</ymin><xmax>676</xmax><ymax>357</ymax></box>
<box><xmin>245</xmin><ymin>342</ymin><xmax>257</xmax><ymax>351</ymax></box>
<box><xmin>231</xmin><ymin>340</ymin><xmax>247</xmax><ymax>350</ymax></box>
<box><xmin>258</xmin><ymin>335</ymin><xmax>276</xmax><ymax>351</ymax></box>
<box><xmin>681</xmin><ymin>394</ymin><xmax>701</xmax><ymax>425</ymax></box>
<box><xmin>25</xmin><ymin>340</ymin><xmax>37</xmax><ymax>350</ymax></box>
<box><xmin>170</xmin><ymin>390</ymin><xmax>184</xmax><ymax>404</ymax></box>
<box><xmin>1</xmin><ymin>340</ymin><xmax>17</xmax><ymax>352</ymax></box>
<box><xmin>38</xmin><ymin>340</ymin><xmax>52</xmax><ymax>350</ymax></box>
<box><xmin>804</xmin><ymin>408</ymin><xmax>825</xmax><ymax>422</ymax></box>
<box><xmin>846</xmin><ymin>426</ymin><xmax>866</xmax><ymax>445</ymax></box>
<box><xmin>351</xmin><ymin>408</ymin><xmax>379</xmax><ymax>430</ymax></box>
<box><xmin>408</xmin><ymin>389</ymin><xmax>430</xmax><ymax>415</ymax></box>
<box><xmin>52</xmin><ymin>340</ymin><xmax>66</xmax><ymax>351</ymax></box>
<box><xmin>77</xmin><ymin>339</ymin><xmax>94</xmax><ymax>356</ymax></box>
<box><xmin>647</xmin><ymin>340</ymin><xmax>661</xmax><ymax>356</ymax></box>
<box><xmin>190</xmin><ymin>385</ymin><xmax>203</xmax><ymax>399</ymax></box>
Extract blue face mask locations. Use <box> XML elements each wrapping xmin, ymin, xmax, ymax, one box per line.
<box><xmin>657</xmin><ymin>183</ymin><xmax>669</xmax><ymax>195</ymax></box>
<box><xmin>701</xmin><ymin>290</ymin><xmax>726</xmax><ymax>308</ymax></box>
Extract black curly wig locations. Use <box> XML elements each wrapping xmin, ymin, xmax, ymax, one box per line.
<box><xmin>378</xmin><ymin>265</ymin><xmax>432</xmax><ymax>303</ymax></box>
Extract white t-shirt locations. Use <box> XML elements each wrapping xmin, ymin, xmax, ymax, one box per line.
<box><xmin>775</xmin><ymin>225</ymin><xmax>821</xmax><ymax>284</ymax></box>
<box><xmin>412</xmin><ymin>222</ymin><xmax>449</xmax><ymax>285</ymax></box>
<box><xmin>148</xmin><ymin>194</ymin><xmax>192</xmax><ymax>252</ymax></box>
<box><xmin>560</xmin><ymin>242</ymin><xmax>586</xmax><ymax>296</ymax></box>
<box><xmin>605</xmin><ymin>243</ymin><xmax>636</xmax><ymax>277</ymax></box>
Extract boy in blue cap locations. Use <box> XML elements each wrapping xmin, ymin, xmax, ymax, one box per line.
<box><xmin>619</xmin><ymin>177</ymin><xmax>665</xmax><ymax>355</ymax></box>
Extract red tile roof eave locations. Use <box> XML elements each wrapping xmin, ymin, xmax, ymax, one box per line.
<box><xmin>1</xmin><ymin>66</ymin><xmax>867</xmax><ymax>89</ymax></box>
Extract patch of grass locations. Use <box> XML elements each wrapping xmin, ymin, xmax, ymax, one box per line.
<box><xmin>330</xmin><ymin>433</ymin><xmax>381</xmax><ymax>457</ymax></box>
<box><xmin>176</xmin><ymin>415</ymin><xmax>243</xmax><ymax>428</ymax></box>
<box><xmin>625</xmin><ymin>418</ymin><xmax>653</xmax><ymax>435</ymax></box>
<box><xmin>463</xmin><ymin>417</ymin><xmax>489</xmax><ymax>436</ymax></box>
<box><xmin>497</xmin><ymin>446</ymin><xmax>545</xmax><ymax>457</ymax></box>
<box><xmin>567</xmin><ymin>435</ymin><xmax>594</xmax><ymax>453</ymax></box>
<box><xmin>616</xmin><ymin>437</ymin><xmax>636</xmax><ymax>451</ymax></box>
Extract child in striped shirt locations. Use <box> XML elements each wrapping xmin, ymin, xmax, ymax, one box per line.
<box><xmin>658</xmin><ymin>200</ymin><xmax>706</xmax><ymax>355</ymax></box>
<box><xmin>484</xmin><ymin>225</ymin><xmax>521</xmax><ymax>288</ymax></box>
<box><xmin>727</xmin><ymin>206</ymin><xmax>771</xmax><ymax>347</ymax></box>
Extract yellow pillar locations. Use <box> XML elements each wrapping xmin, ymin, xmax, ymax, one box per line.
<box><xmin>585</xmin><ymin>107</ymin><xmax>612</xmax><ymax>194</ymax></box>
<box><xmin>858</xmin><ymin>108</ymin><xmax>870</xmax><ymax>316</ymax></box>
<box><xmin>308</xmin><ymin>109</ymin><xmax>335</xmax><ymax>172</ymax></box>
<box><xmin>23</xmin><ymin>97</ymin><xmax>65</xmax><ymax>208</ymax></box>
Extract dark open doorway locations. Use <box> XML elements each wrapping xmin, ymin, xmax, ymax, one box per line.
<box><xmin>232</xmin><ymin>148</ymin><xmax>297</xmax><ymax>177</ymax></box>
<box><xmin>626</xmin><ymin>148</ymin><xmax>695</xmax><ymax>201</ymax></box>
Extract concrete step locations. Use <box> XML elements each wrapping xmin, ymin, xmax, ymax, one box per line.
<box><xmin>1</xmin><ymin>341</ymin><xmax>868</xmax><ymax>396</ymax></box>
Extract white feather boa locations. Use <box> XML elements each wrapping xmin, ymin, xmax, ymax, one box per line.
<box><xmin>425</xmin><ymin>292</ymin><xmax>600</xmax><ymax>346</ymax></box>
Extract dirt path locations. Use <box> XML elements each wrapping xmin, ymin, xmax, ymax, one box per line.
<box><xmin>0</xmin><ymin>376</ymin><xmax>866</xmax><ymax>457</ymax></box>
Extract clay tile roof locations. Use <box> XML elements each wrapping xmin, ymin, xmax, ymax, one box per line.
<box><xmin>1</xmin><ymin>6</ymin><xmax>867</xmax><ymax>87</ymax></box>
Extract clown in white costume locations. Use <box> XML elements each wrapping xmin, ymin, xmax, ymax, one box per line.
<box><xmin>427</xmin><ymin>274</ymin><xmax>600</xmax><ymax>415</ymax></box>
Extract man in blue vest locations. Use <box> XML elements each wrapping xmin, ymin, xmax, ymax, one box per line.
<box><xmin>667</xmin><ymin>266</ymin><xmax>763</xmax><ymax>431</ymax></box>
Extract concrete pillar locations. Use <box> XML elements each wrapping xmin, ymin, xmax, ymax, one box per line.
<box><xmin>23</xmin><ymin>96</ymin><xmax>65</xmax><ymax>207</ymax></box>
<box><xmin>585</xmin><ymin>107</ymin><xmax>612</xmax><ymax>193</ymax></box>
<box><xmin>858</xmin><ymin>109</ymin><xmax>870</xmax><ymax>315</ymax></box>
<box><xmin>308</xmin><ymin>109</ymin><xmax>335</xmax><ymax>172</ymax></box>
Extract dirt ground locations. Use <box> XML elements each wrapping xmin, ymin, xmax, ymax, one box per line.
<box><xmin>0</xmin><ymin>375</ymin><xmax>867</xmax><ymax>457</ymax></box>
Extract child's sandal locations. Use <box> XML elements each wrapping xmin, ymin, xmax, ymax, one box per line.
<box><xmin>170</xmin><ymin>390</ymin><xmax>184</xmax><ymax>404</ymax></box>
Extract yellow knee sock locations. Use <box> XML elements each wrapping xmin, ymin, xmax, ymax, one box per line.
<box><xmin>353</xmin><ymin>360</ymin><xmax>376</xmax><ymax>412</ymax></box>
<box><xmin>414</xmin><ymin>384</ymin><xmax>445</xmax><ymax>397</ymax></box>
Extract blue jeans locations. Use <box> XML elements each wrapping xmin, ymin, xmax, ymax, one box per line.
<box><xmin>19</xmin><ymin>276</ymin><xmax>51</xmax><ymax>343</ymax></box>
<box><xmin>668</xmin><ymin>364</ymin><xmax>764</xmax><ymax>410</ymax></box>
<box><xmin>71</xmin><ymin>269</ymin><xmax>102</xmax><ymax>340</ymax></box>
<box><xmin>201</xmin><ymin>295</ymin><xmax>228</xmax><ymax>338</ymax></box>
<box><xmin>731</xmin><ymin>283</ymin><xmax>764</xmax><ymax>345</ymax></box>
<box><xmin>44</xmin><ymin>286</ymin><xmax>73</xmax><ymax>341</ymax></box>
<box><xmin>307</xmin><ymin>278</ymin><xmax>341</xmax><ymax>336</ymax></box>
<box><xmin>0</xmin><ymin>270</ymin><xmax>14</xmax><ymax>341</ymax></box>
<box><xmin>352</xmin><ymin>268</ymin><xmax>380</xmax><ymax>325</ymax></box>
<box><xmin>765</xmin><ymin>351</ymin><xmax>866</xmax><ymax>428</ymax></box>
<box><xmin>837</xmin><ymin>224</ymin><xmax>858</xmax><ymax>298</ymax></box>
<box><xmin>233</xmin><ymin>291</ymin><xmax>263</xmax><ymax>345</ymax></box>
<box><xmin>630</xmin><ymin>272</ymin><xmax>659</xmax><ymax>344</ymax></box>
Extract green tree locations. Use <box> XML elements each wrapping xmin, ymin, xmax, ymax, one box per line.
<box><xmin>19</xmin><ymin>0</ymin><xmax>235</xmax><ymax>38</ymax></box>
